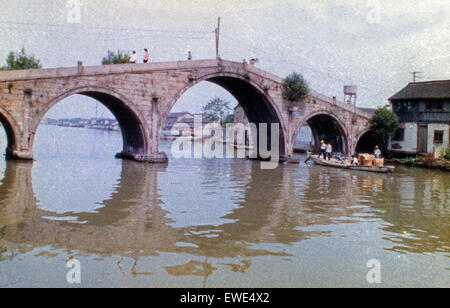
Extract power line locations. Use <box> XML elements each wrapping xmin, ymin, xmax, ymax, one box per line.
<box><xmin>0</xmin><ymin>23</ymin><xmax>214</xmax><ymax>44</ymax></box>
<box><xmin>0</xmin><ymin>20</ymin><xmax>211</xmax><ymax>35</ymax></box>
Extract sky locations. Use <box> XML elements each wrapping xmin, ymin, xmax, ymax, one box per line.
<box><xmin>0</xmin><ymin>0</ymin><xmax>449</xmax><ymax>119</ymax></box>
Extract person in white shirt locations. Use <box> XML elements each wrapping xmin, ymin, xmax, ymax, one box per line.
<box><xmin>325</xmin><ymin>143</ymin><xmax>332</xmax><ymax>160</ymax></box>
<box><xmin>130</xmin><ymin>51</ymin><xmax>137</xmax><ymax>64</ymax></box>
<box><xmin>351</xmin><ymin>155</ymin><xmax>359</xmax><ymax>165</ymax></box>
<box><xmin>374</xmin><ymin>146</ymin><xmax>381</xmax><ymax>158</ymax></box>
<box><xmin>319</xmin><ymin>140</ymin><xmax>326</xmax><ymax>159</ymax></box>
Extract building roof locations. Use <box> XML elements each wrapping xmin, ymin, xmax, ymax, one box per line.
<box><xmin>166</xmin><ymin>112</ymin><xmax>193</xmax><ymax>119</ymax></box>
<box><xmin>389</xmin><ymin>80</ymin><xmax>450</xmax><ymax>100</ymax></box>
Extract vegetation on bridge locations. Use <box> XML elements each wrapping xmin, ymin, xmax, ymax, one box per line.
<box><xmin>101</xmin><ymin>50</ymin><xmax>130</xmax><ymax>65</ymax></box>
<box><xmin>370</xmin><ymin>108</ymin><xmax>399</xmax><ymax>152</ymax></box>
<box><xmin>283</xmin><ymin>72</ymin><xmax>309</xmax><ymax>102</ymax></box>
<box><xmin>0</xmin><ymin>48</ymin><xmax>42</xmax><ymax>70</ymax></box>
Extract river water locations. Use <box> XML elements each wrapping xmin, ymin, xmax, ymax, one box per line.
<box><xmin>0</xmin><ymin>125</ymin><xmax>448</xmax><ymax>287</ymax></box>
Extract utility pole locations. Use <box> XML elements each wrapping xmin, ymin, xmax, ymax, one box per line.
<box><xmin>410</xmin><ymin>71</ymin><xmax>422</xmax><ymax>83</ymax></box>
<box><xmin>215</xmin><ymin>17</ymin><xmax>221</xmax><ymax>59</ymax></box>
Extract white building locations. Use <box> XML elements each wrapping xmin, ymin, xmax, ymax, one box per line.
<box><xmin>389</xmin><ymin>80</ymin><xmax>450</xmax><ymax>155</ymax></box>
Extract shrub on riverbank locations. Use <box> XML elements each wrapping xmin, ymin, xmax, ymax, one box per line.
<box><xmin>390</xmin><ymin>155</ymin><xmax>450</xmax><ymax>171</ymax></box>
<box><xmin>404</xmin><ymin>157</ymin><xmax>416</xmax><ymax>166</ymax></box>
<box><xmin>442</xmin><ymin>148</ymin><xmax>450</xmax><ymax>161</ymax></box>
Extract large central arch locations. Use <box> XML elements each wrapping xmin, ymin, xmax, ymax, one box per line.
<box><xmin>163</xmin><ymin>72</ymin><xmax>287</xmax><ymax>159</ymax></box>
<box><xmin>31</xmin><ymin>87</ymin><xmax>149</xmax><ymax>159</ymax></box>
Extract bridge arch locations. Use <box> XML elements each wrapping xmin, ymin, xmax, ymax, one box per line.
<box><xmin>354</xmin><ymin>129</ymin><xmax>383</xmax><ymax>155</ymax></box>
<box><xmin>0</xmin><ymin>105</ymin><xmax>20</xmax><ymax>157</ymax></box>
<box><xmin>163</xmin><ymin>71</ymin><xmax>287</xmax><ymax>158</ymax></box>
<box><xmin>299</xmin><ymin>111</ymin><xmax>349</xmax><ymax>155</ymax></box>
<box><xmin>31</xmin><ymin>86</ymin><xmax>149</xmax><ymax>159</ymax></box>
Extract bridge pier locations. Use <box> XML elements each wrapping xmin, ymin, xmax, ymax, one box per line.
<box><xmin>115</xmin><ymin>151</ymin><xmax>168</xmax><ymax>163</ymax></box>
<box><xmin>6</xmin><ymin>149</ymin><xmax>34</xmax><ymax>161</ymax></box>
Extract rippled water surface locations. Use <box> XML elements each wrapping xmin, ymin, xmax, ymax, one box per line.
<box><xmin>0</xmin><ymin>125</ymin><xmax>448</xmax><ymax>287</ymax></box>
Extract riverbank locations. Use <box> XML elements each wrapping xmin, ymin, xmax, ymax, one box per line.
<box><xmin>387</xmin><ymin>157</ymin><xmax>450</xmax><ymax>171</ymax></box>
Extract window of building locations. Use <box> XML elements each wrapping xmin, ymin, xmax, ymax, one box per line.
<box><xmin>433</xmin><ymin>130</ymin><xmax>444</xmax><ymax>144</ymax></box>
<box><xmin>395</xmin><ymin>101</ymin><xmax>413</xmax><ymax>112</ymax></box>
<box><xmin>392</xmin><ymin>128</ymin><xmax>405</xmax><ymax>141</ymax></box>
<box><xmin>425</xmin><ymin>101</ymin><xmax>443</xmax><ymax>112</ymax></box>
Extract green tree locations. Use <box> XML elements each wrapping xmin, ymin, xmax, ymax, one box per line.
<box><xmin>202</xmin><ymin>97</ymin><xmax>232</xmax><ymax>124</ymax></box>
<box><xmin>1</xmin><ymin>48</ymin><xmax>42</xmax><ymax>70</ymax></box>
<box><xmin>442</xmin><ymin>148</ymin><xmax>450</xmax><ymax>161</ymax></box>
<box><xmin>370</xmin><ymin>108</ymin><xmax>399</xmax><ymax>152</ymax></box>
<box><xmin>224</xmin><ymin>114</ymin><xmax>234</xmax><ymax>124</ymax></box>
<box><xmin>283</xmin><ymin>72</ymin><xmax>309</xmax><ymax>102</ymax></box>
<box><xmin>101</xmin><ymin>50</ymin><xmax>130</xmax><ymax>65</ymax></box>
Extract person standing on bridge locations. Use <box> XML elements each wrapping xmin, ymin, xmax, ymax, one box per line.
<box><xmin>325</xmin><ymin>142</ymin><xmax>333</xmax><ymax>160</ymax></box>
<box><xmin>143</xmin><ymin>48</ymin><xmax>149</xmax><ymax>63</ymax></box>
<box><xmin>249</xmin><ymin>58</ymin><xmax>259</xmax><ymax>65</ymax></box>
<box><xmin>130</xmin><ymin>51</ymin><xmax>137</xmax><ymax>64</ymax></box>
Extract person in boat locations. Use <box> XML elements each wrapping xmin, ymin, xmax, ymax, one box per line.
<box><xmin>325</xmin><ymin>142</ymin><xmax>332</xmax><ymax>160</ymax></box>
<box><xmin>319</xmin><ymin>140</ymin><xmax>326</xmax><ymax>159</ymax></box>
<box><xmin>374</xmin><ymin>146</ymin><xmax>381</xmax><ymax>158</ymax></box>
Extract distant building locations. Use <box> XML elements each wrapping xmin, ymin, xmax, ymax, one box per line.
<box><xmin>163</xmin><ymin>112</ymin><xmax>194</xmax><ymax>133</ymax></box>
<box><xmin>233</xmin><ymin>105</ymin><xmax>248</xmax><ymax>125</ymax></box>
<box><xmin>389</xmin><ymin>80</ymin><xmax>450</xmax><ymax>155</ymax></box>
<box><xmin>162</xmin><ymin>112</ymin><xmax>217</xmax><ymax>137</ymax></box>
<box><xmin>232</xmin><ymin>105</ymin><xmax>251</xmax><ymax>146</ymax></box>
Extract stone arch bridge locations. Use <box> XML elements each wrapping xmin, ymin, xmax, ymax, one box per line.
<box><xmin>0</xmin><ymin>59</ymin><xmax>372</xmax><ymax>162</ymax></box>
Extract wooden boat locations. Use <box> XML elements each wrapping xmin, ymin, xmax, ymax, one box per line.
<box><xmin>310</xmin><ymin>156</ymin><xmax>394</xmax><ymax>174</ymax></box>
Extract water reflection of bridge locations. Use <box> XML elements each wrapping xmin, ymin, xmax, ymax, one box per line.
<box><xmin>0</xmin><ymin>160</ymin><xmax>448</xmax><ymax>277</ymax></box>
